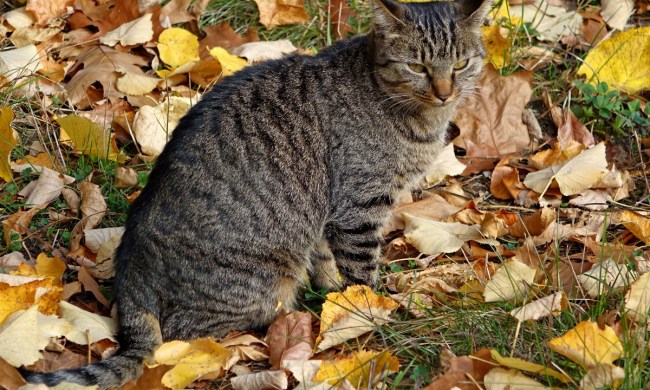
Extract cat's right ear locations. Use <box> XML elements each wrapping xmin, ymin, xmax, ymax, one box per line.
<box><xmin>371</xmin><ymin>0</ymin><xmax>406</xmax><ymax>30</ymax></box>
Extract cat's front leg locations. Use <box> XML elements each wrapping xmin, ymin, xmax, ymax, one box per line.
<box><xmin>324</xmin><ymin>218</ymin><xmax>384</xmax><ymax>288</ymax></box>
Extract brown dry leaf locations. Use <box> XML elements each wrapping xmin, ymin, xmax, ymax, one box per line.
<box><xmin>423</xmin><ymin>349</ymin><xmax>496</xmax><ymax>390</ymax></box>
<box><xmin>316</xmin><ymin>285</ymin><xmax>398</xmax><ymax>351</ymax></box>
<box><xmin>424</xmin><ymin>143</ymin><xmax>466</xmax><ymax>185</ymax></box>
<box><xmin>25</xmin><ymin>349</ymin><xmax>88</xmax><ymax>373</ymax></box>
<box><xmin>489</xmin><ymin>349</ymin><xmax>571</xmax><ymax>383</ymax></box>
<box><xmin>199</xmin><ymin>23</ymin><xmax>258</xmax><ymax>58</ymax></box>
<box><xmin>77</xmin><ymin>266</ymin><xmax>109</xmax><ymax>307</ymax></box>
<box><xmin>510</xmin><ymin>291</ymin><xmax>568</xmax><ymax>322</ymax></box>
<box><xmin>220</xmin><ymin>334</ymin><xmax>268</xmax><ymax>369</ymax></box>
<box><xmin>483</xmin><ymin>260</ymin><xmax>536</xmax><ymax>303</ymax></box>
<box><xmin>624</xmin><ymin>272</ymin><xmax>650</xmax><ymax>323</ymax></box>
<box><xmin>0</xmin><ymin>356</ymin><xmax>27</xmax><ymax>390</ymax></box>
<box><xmin>555</xmin><ymin>106</ymin><xmax>595</xmax><ymax>148</ymax></box>
<box><xmin>509</xmin><ymin>207</ymin><xmax>556</xmax><ymax>238</ymax></box>
<box><xmin>523</xmin><ymin>142</ymin><xmax>607</xmax><ymax>197</ymax></box>
<box><xmin>386</xmin><ymin>192</ymin><xmax>461</xmax><ymax>234</ymax></box>
<box><xmin>453</xmin><ymin>64</ymin><xmax>532</xmax><ymax>158</ymax></box>
<box><xmin>115</xmin><ymin>167</ymin><xmax>138</xmax><ymax>189</ymax></box>
<box><xmin>577</xmin><ymin>259</ymin><xmax>636</xmax><ymax>298</ymax></box>
<box><xmin>266</xmin><ymin>310</ymin><xmax>313</xmax><ymax>370</ymax></box>
<box><xmin>312</xmin><ymin>350</ymin><xmax>399</xmax><ymax>389</ymax></box>
<box><xmin>2</xmin><ymin>205</ymin><xmax>45</xmax><ymax>246</ymax></box>
<box><xmin>490</xmin><ymin>157</ymin><xmax>523</xmax><ymax>200</ymax></box>
<box><xmin>230</xmin><ymin>370</ymin><xmax>288</xmax><ymax>390</ymax></box>
<box><xmin>601</xmin><ymin>0</ymin><xmax>634</xmax><ymax>30</ymax></box>
<box><xmin>66</xmin><ymin>0</ymin><xmax>141</xmax><ymax>42</ymax></box>
<box><xmin>24</xmin><ymin>168</ymin><xmax>75</xmax><ymax>207</ymax></box>
<box><xmin>122</xmin><ymin>364</ymin><xmax>173</xmax><ymax>390</ymax></box>
<box><xmin>620</xmin><ymin>210</ymin><xmax>650</xmax><ymax>245</ymax></box>
<box><xmin>0</xmin><ymin>44</ymin><xmax>43</xmax><ymax>82</ymax></box>
<box><xmin>483</xmin><ymin>367</ymin><xmax>547</xmax><ymax>389</ymax></box>
<box><xmin>160</xmin><ymin>0</ymin><xmax>195</xmax><ymax>25</ymax></box>
<box><xmin>78</xmin><ymin>181</ymin><xmax>107</xmax><ymax>230</ymax></box>
<box><xmin>253</xmin><ymin>0</ymin><xmax>309</xmax><ymax>29</ymax></box>
<box><xmin>529</xmin><ymin>139</ymin><xmax>586</xmax><ymax>170</ymax></box>
<box><xmin>580</xmin><ymin>364</ymin><xmax>625</xmax><ymax>390</ymax></box>
<box><xmin>548</xmin><ymin>321</ymin><xmax>623</xmax><ymax>369</ymax></box>
<box><xmin>25</xmin><ymin>0</ymin><xmax>72</xmax><ymax>25</ymax></box>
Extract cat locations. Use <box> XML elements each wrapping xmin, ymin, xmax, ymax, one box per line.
<box><xmin>24</xmin><ymin>0</ymin><xmax>491</xmax><ymax>388</ymax></box>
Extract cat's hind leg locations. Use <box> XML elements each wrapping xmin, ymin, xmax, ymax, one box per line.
<box><xmin>309</xmin><ymin>238</ymin><xmax>342</xmax><ymax>291</ymax></box>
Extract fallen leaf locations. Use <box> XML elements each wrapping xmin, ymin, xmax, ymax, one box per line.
<box><xmin>220</xmin><ymin>334</ymin><xmax>268</xmax><ymax>369</ymax></box>
<box><xmin>490</xmin><ymin>349</ymin><xmax>571</xmax><ymax>383</ymax></box>
<box><xmin>385</xmin><ymin>192</ymin><xmax>461</xmax><ymax>234</ymax></box>
<box><xmin>10</xmin><ymin>25</ymin><xmax>62</xmax><ymax>48</ymax></box>
<box><xmin>624</xmin><ymin>272</ymin><xmax>650</xmax><ymax>323</ymax></box>
<box><xmin>116</xmin><ymin>71</ymin><xmax>161</xmax><ymax>96</ymax></box>
<box><xmin>453</xmin><ymin>65</ymin><xmax>533</xmax><ymax>158</ymax></box>
<box><xmin>115</xmin><ymin>167</ymin><xmax>139</xmax><ymax>189</ymax></box>
<box><xmin>84</xmin><ymin>227</ymin><xmax>125</xmax><ymax>253</ymax></box>
<box><xmin>253</xmin><ymin>0</ymin><xmax>309</xmax><ymax>29</ymax></box>
<box><xmin>483</xmin><ymin>260</ymin><xmax>536</xmax><ymax>302</ymax></box>
<box><xmin>0</xmin><ymin>279</ymin><xmax>49</xmax><ymax>323</ymax></box>
<box><xmin>510</xmin><ymin>291</ymin><xmax>568</xmax><ymax>322</ymax></box>
<box><xmin>231</xmin><ymin>370</ymin><xmax>288</xmax><ymax>390</ymax></box>
<box><xmin>77</xmin><ymin>266</ymin><xmax>109</xmax><ymax>307</ymax></box>
<box><xmin>483</xmin><ymin>367</ymin><xmax>547</xmax><ymax>389</ymax></box>
<box><xmin>57</xmin><ymin>115</ymin><xmax>121</xmax><ymax>161</ymax></box>
<box><xmin>2</xmin><ymin>205</ymin><xmax>46</xmax><ymax>246</ymax></box>
<box><xmin>511</xmin><ymin>0</ymin><xmax>583</xmax><ymax>42</ymax></box>
<box><xmin>549</xmin><ymin>321</ymin><xmax>623</xmax><ymax>369</ymax></box>
<box><xmin>158</xmin><ymin>27</ymin><xmax>200</xmax><ymax>69</ymax></box>
<box><xmin>153</xmin><ymin>338</ymin><xmax>232</xmax><ymax>390</ymax></box>
<box><xmin>523</xmin><ymin>142</ymin><xmax>607</xmax><ymax>197</ymax></box>
<box><xmin>482</xmin><ymin>24</ymin><xmax>511</xmax><ymax>69</ymax></box>
<box><xmin>0</xmin><ymin>44</ymin><xmax>42</xmax><ymax>82</ymax></box>
<box><xmin>403</xmin><ymin>214</ymin><xmax>498</xmax><ymax>255</ymax></box>
<box><xmin>620</xmin><ymin>210</ymin><xmax>650</xmax><ymax>245</ymax></box>
<box><xmin>0</xmin><ymin>107</ymin><xmax>17</xmax><ymax>182</ymax></box>
<box><xmin>266</xmin><ymin>310</ymin><xmax>313</xmax><ymax>370</ymax></box>
<box><xmin>59</xmin><ymin>300</ymin><xmax>116</xmax><ymax>345</ymax></box>
<box><xmin>78</xmin><ymin>181</ymin><xmax>107</xmax><ymax>230</ymax></box>
<box><xmin>209</xmin><ymin>47</ymin><xmax>248</xmax><ymax>76</ymax></box>
<box><xmin>490</xmin><ymin>156</ymin><xmax>523</xmax><ymax>200</ymax></box>
<box><xmin>509</xmin><ymin>207</ymin><xmax>556</xmax><ymax>238</ymax></box>
<box><xmin>199</xmin><ymin>23</ymin><xmax>258</xmax><ymax>58</ymax></box>
<box><xmin>100</xmin><ymin>14</ymin><xmax>153</xmax><ymax>47</ymax></box>
<box><xmin>600</xmin><ymin>0</ymin><xmax>634</xmax><ymax>30</ymax></box>
<box><xmin>580</xmin><ymin>363</ymin><xmax>625</xmax><ymax>390</ymax></box>
<box><xmin>122</xmin><ymin>364</ymin><xmax>173</xmax><ymax>390</ymax></box>
<box><xmin>231</xmin><ymin>40</ymin><xmax>298</xmax><ymax>64</ymax></box>
<box><xmin>316</xmin><ymin>285</ymin><xmax>398</xmax><ymax>351</ymax></box>
<box><xmin>577</xmin><ymin>26</ymin><xmax>650</xmax><ymax>94</ymax></box>
<box><xmin>555</xmin><ymin>106</ymin><xmax>595</xmax><ymax>148</ymax></box>
<box><xmin>25</xmin><ymin>349</ymin><xmax>88</xmax><ymax>373</ymax></box>
<box><xmin>35</xmin><ymin>253</ymin><xmax>66</xmax><ymax>285</ymax></box>
<box><xmin>423</xmin><ymin>349</ymin><xmax>496</xmax><ymax>390</ymax></box>
<box><xmin>424</xmin><ymin>143</ymin><xmax>466</xmax><ymax>184</ymax></box>
<box><xmin>160</xmin><ymin>0</ymin><xmax>195</xmax><ymax>25</ymax></box>
<box><xmin>577</xmin><ymin>259</ymin><xmax>635</xmax><ymax>298</ymax></box>
<box><xmin>312</xmin><ymin>350</ymin><xmax>399</xmax><ymax>389</ymax></box>
<box><xmin>25</xmin><ymin>0</ymin><xmax>71</xmax><ymax>25</ymax></box>
<box><xmin>0</xmin><ymin>356</ymin><xmax>27</xmax><ymax>389</ymax></box>
<box><xmin>283</xmin><ymin>359</ymin><xmax>323</xmax><ymax>389</ymax></box>
<box><xmin>3</xmin><ymin>7</ymin><xmax>36</xmax><ymax>29</ymax></box>
<box><xmin>24</xmin><ymin>168</ymin><xmax>75</xmax><ymax>207</ymax></box>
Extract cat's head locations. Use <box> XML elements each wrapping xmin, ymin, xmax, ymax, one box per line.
<box><xmin>371</xmin><ymin>0</ymin><xmax>491</xmax><ymax>110</ymax></box>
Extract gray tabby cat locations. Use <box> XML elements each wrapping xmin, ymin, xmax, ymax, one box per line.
<box><xmin>25</xmin><ymin>0</ymin><xmax>491</xmax><ymax>387</ymax></box>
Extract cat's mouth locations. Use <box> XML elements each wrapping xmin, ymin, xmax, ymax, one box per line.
<box><xmin>413</xmin><ymin>92</ymin><xmax>457</xmax><ymax>107</ymax></box>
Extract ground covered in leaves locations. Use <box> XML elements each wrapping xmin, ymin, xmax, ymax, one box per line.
<box><xmin>1</xmin><ymin>0</ymin><xmax>650</xmax><ymax>389</ymax></box>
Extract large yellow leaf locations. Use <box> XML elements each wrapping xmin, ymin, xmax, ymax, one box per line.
<box><xmin>482</xmin><ymin>24</ymin><xmax>511</xmax><ymax>70</ymax></box>
<box><xmin>35</xmin><ymin>253</ymin><xmax>66</xmax><ymax>285</ymax></box>
<box><xmin>157</xmin><ymin>28</ymin><xmax>199</xmax><ymax>69</ymax></box>
<box><xmin>312</xmin><ymin>350</ymin><xmax>399</xmax><ymax>389</ymax></box>
<box><xmin>0</xmin><ymin>280</ymin><xmax>45</xmax><ymax>324</ymax></box>
<box><xmin>548</xmin><ymin>321</ymin><xmax>623</xmax><ymax>369</ymax></box>
<box><xmin>577</xmin><ymin>27</ymin><xmax>650</xmax><ymax>94</ymax></box>
<box><xmin>153</xmin><ymin>338</ymin><xmax>231</xmax><ymax>390</ymax></box>
<box><xmin>620</xmin><ymin>210</ymin><xmax>650</xmax><ymax>245</ymax></box>
<box><xmin>0</xmin><ymin>107</ymin><xmax>16</xmax><ymax>182</ymax></box>
<box><xmin>209</xmin><ymin>47</ymin><xmax>248</xmax><ymax>76</ymax></box>
<box><xmin>316</xmin><ymin>285</ymin><xmax>398</xmax><ymax>351</ymax></box>
<box><xmin>56</xmin><ymin>115</ymin><xmax>121</xmax><ymax>161</ymax></box>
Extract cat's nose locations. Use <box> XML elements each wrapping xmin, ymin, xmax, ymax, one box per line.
<box><xmin>432</xmin><ymin>79</ymin><xmax>453</xmax><ymax>102</ymax></box>
<box><xmin>435</xmin><ymin>92</ymin><xmax>452</xmax><ymax>101</ymax></box>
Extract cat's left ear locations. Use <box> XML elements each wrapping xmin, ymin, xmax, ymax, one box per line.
<box><xmin>454</xmin><ymin>0</ymin><xmax>493</xmax><ymax>27</ymax></box>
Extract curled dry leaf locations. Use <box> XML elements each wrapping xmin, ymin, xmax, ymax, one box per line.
<box><xmin>313</xmin><ymin>350</ymin><xmax>399</xmax><ymax>390</ymax></box>
<box><xmin>77</xmin><ymin>266</ymin><xmax>110</xmax><ymax>307</ymax></box>
<box><xmin>600</xmin><ymin>0</ymin><xmax>634</xmax><ymax>30</ymax></box>
<box><xmin>100</xmin><ymin>14</ymin><xmax>154</xmax><ymax>47</ymax></box>
<box><xmin>0</xmin><ymin>107</ymin><xmax>17</xmax><ymax>182</ymax></box>
<box><xmin>548</xmin><ymin>321</ymin><xmax>623</xmax><ymax>369</ymax></box>
<box><xmin>283</xmin><ymin>359</ymin><xmax>324</xmax><ymax>390</ymax></box>
<box><xmin>253</xmin><ymin>0</ymin><xmax>309</xmax><ymax>29</ymax></box>
<box><xmin>3</xmin><ymin>8</ymin><xmax>35</xmax><ymax>29</ymax></box>
<box><xmin>424</xmin><ymin>143</ymin><xmax>466</xmax><ymax>185</ymax></box>
<box><xmin>84</xmin><ymin>227</ymin><xmax>125</xmax><ymax>253</ymax></box>
<box><xmin>115</xmin><ymin>167</ymin><xmax>139</xmax><ymax>189</ymax></box>
<box><xmin>232</xmin><ymin>40</ymin><xmax>298</xmax><ymax>64</ymax></box>
<box><xmin>153</xmin><ymin>338</ymin><xmax>232</xmax><ymax>390</ymax></box>
<box><xmin>619</xmin><ymin>210</ymin><xmax>650</xmax><ymax>245</ymax></box>
<box><xmin>483</xmin><ymin>367</ymin><xmax>547</xmax><ymax>389</ymax></box>
<box><xmin>230</xmin><ymin>370</ymin><xmax>288</xmax><ymax>390</ymax></box>
<box><xmin>266</xmin><ymin>310</ymin><xmax>313</xmax><ymax>370</ymax></box>
<box><xmin>510</xmin><ymin>291</ymin><xmax>568</xmax><ymax>322</ymax></box>
<box><xmin>316</xmin><ymin>285</ymin><xmax>398</xmax><ymax>351</ymax></box>
<box><xmin>25</xmin><ymin>0</ymin><xmax>71</xmax><ymax>25</ymax></box>
<box><xmin>0</xmin><ymin>44</ymin><xmax>42</xmax><ymax>82</ymax></box>
<box><xmin>423</xmin><ymin>348</ymin><xmax>496</xmax><ymax>390</ymax></box>
<box><xmin>25</xmin><ymin>168</ymin><xmax>75</xmax><ymax>207</ymax></box>
<box><xmin>385</xmin><ymin>192</ymin><xmax>461</xmax><ymax>234</ymax></box>
<box><xmin>2</xmin><ymin>205</ymin><xmax>46</xmax><ymax>246</ymax></box>
<box><xmin>523</xmin><ymin>142</ymin><xmax>607</xmax><ymax>197</ymax></box>
<box><xmin>490</xmin><ymin>349</ymin><xmax>571</xmax><ymax>383</ymax></box>
<box><xmin>483</xmin><ymin>260</ymin><xmax>536</xmax><ymax>303</ymax></box>
<box><xmin>580</xmin><ymin>364</ymin><xmax>625</xmax><ymax>390</ymax></box>
<box><xmin>79</xmin><ymin>181</ymin><xmax>107</xmax><ymax>230</ymax></box>
<box><xmin>403</xmin><ymin>213</ymin><xmax>498</xmax><ymax>255</ymax></box>
<box><xmin>0</xmin><ymin>356</ymin><xmax>27</xmax><ymax>389</ymax></box>
<box><xmin>577</xmin><ymin>26</ymin><xmax>650</xmax><ymax>94</ymax></box>
<box><xmin>509</xmin><ymin>207</ymin><xmax>556</xmax><ymax>238</ymax></box>
<box><xmin>624</xmin><ymin>272</ymin><xmax>650</xmax><ymax>323</ymax></box>
<box><xmin>577</xmin><ymin>259</ymin><xmax>636</xmax><ymax>298</ymax></box>
<box><xmin>220</xmin><ymin>334</ymin><xmax>268</xmax><ymax>369</ymax></box>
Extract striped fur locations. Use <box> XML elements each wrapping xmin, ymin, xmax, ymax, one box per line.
<box><xmin>24</xmin><ymin>0</ymin><xmax>491</xmax><ymax>388</ymax></box>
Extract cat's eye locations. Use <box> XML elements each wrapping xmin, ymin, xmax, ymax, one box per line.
<box><xmin>408</xmin><ymin>63</ymin><xmax>427</xmax><ymax>74</ymax></box>
<box><xmin>453</xmin><ymin>59</ymin><xmax>469</xmax><ymax>70</ymax></box>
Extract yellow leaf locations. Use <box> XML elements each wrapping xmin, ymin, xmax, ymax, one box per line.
<box><xmin>116</xmin><ymin>71</ymin><xmax>161</xmax><ymax>96</ymax></box>
<box><xmin>316</xmin><ymin>285</ymin><xmax>398</xmax><ymax>351</ymax></box>
<box><xmin>620</xmin><ymin>210</ymin><xmax>650</xmax><ymax>245</ymax></box>
<box><xmin>157</xmin><ymin>28</ymin><xmax>199</xmax><ymax>69</ymax></box>
<box><xmin>313</xmin><ymin>350</ymin><xmax>399</xmax><ymax>389</ymax></box>
<box><xmin>35</xmin><ymin>253</ymin><xmax>67</xmax><ymax>285</ymax></box>
<box><xmin>483</xmin><ymin>367</ymin><xmax>547</xmax><ymax>389</ymax></box>
<box><xmin>59</xmin><ymin>301</ymin><xmax>117</xmax><ymax>345</ymax></box>
<box><xmin>577</xmin><ymin>27</ymin><xmax>650</xmax><ymax>94</ymax></box>
<box><xmin>0</xmin><ymin>279</ymin><xmax>51</xmax><ymax>324</ymax></box>
<box><xmin>56</xmin><ymin>115</ymin><xmax>120</xmax><ymax>161</ymax></box>
<box><xmin>482</xmin><ymin>24</ymin><xmax>511</xmax><ymax>69</ymax></box>
<box><xmin>0</xmin><ymin>106</ymin><xmax>16</xmax><ymax>182</ymax></box>
<box><xmin>490</xmin><ymin>349</ymin><xmax>571</xmax><ymax>383</ymax></box>
<box><xmin>153</xmin><ymin>338</ymin><xmax>231</xmax><ymax>390</ymax></box>
<box><xmin>548</xmin><ymin>321</ymin><xmax>623</xmax><ymax>369</ymax></box>
<box><xmin>209</xmin><ymin>47</ymin><xmax>248</xmax><ymax>76</ymax></box>
<box><xmin>483</xmin><ymin>260</ymin><xmax>536</xmax><ymax>303</ymax></box>
<box><xmin>37</xmin><ymin>286</ymin><xmax>63</xmax><ymax>316</ymax></box>
<box><xmin>624</xmin><ymin>272</ymin><xmax>650</xmax><ymax>323</ymax></box>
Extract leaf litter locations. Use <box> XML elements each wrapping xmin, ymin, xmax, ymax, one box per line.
<box><xmin>1</xmin><ymin>0</ymin><xmax>650</xmax><ymax>388</ymax></box>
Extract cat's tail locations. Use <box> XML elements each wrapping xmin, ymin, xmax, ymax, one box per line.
<box><xmin>22</xmin><ymin>305</ymin><xmax>162</xmax><ymax>390</ymax></box>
